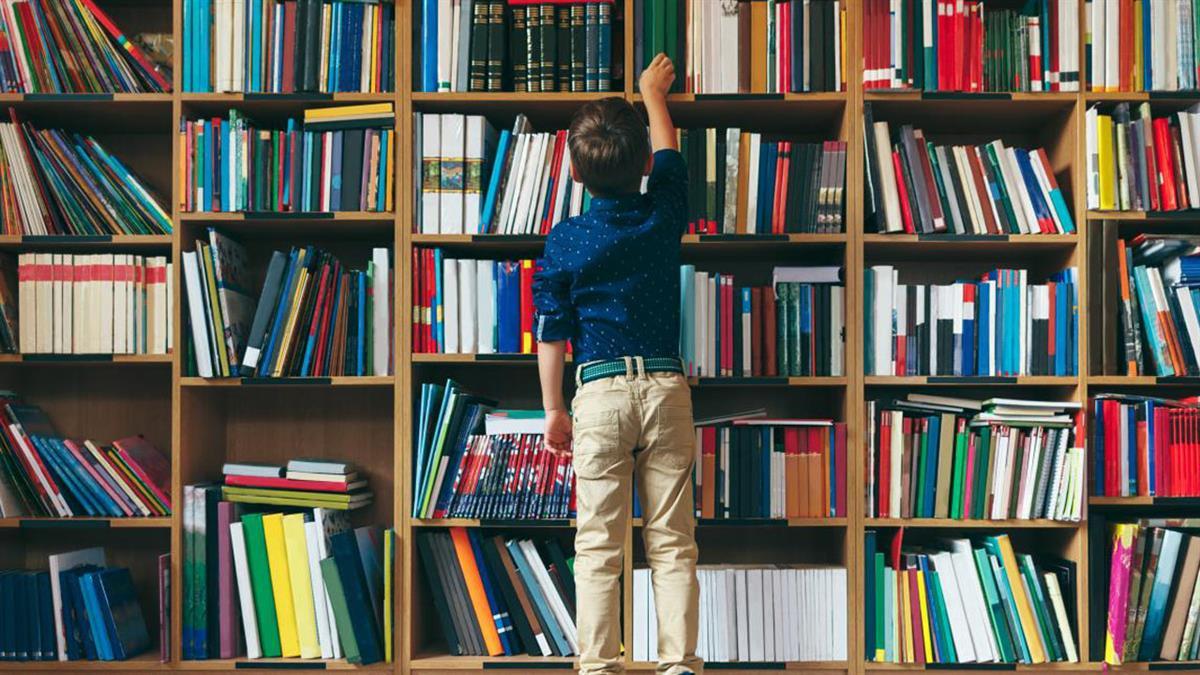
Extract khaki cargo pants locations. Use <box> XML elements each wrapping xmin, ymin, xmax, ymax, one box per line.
<box><xmin>571</xmin><ymin>357</ymin><xmax>702</xmax><ymax>675</ymax></box>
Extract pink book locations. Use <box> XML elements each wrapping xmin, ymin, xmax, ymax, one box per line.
<box><xmin>62</xmin><ymin>439</ymin><xmax>134</xmax><ymax>517</ymax></box>
<box><xmin>1106</xmin><ymin>523</ymin><xmax>1138</xmax><ymax>664</ymax></box>
<box><xmin>216</xmin><ymin>502</ymin><xmax>237</xmax><ymax>659</ymax></box>
<box><xmin>111</xmin><ymin>435</ymin><xmax>171</xmax><ymax>509</ymax></box>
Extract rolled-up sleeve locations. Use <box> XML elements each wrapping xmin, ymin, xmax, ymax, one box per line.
<box><xmin>532</xmin><ymin>235</ymin><xmax>575</xmax><ymax>343</ymax></box>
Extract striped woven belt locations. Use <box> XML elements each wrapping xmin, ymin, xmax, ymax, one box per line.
<box><xmin>576</xmin><ymin>357</ymin><xmax>684</xmax><ymax>385</ymax></box>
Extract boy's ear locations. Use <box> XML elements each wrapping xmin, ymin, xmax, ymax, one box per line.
<box><xmin>644</xmin><ymin>153</ymin><xmax>653</xmax><ymax>177</ymax></box>
<box><xmin>570</xmin><ymin>162</ymin><xmax>581</xmax><ymax>183</ymax></box>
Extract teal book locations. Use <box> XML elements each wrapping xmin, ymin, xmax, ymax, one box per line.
<box><xmin>985</xmin><ymin>547</ymin><xmax>1030</xmax><ymax>663</ymax></box>
<box><xmin>973</xmin><ymin>547</ymin><xmax>1016</xmax><ymax>663</ymax></box>
<box><xmin>1018</xmin><ymin>554</ymin><xmax>1062</xmax><ymax>661</ymax></box>
<box><xmin>321</xmin><ymin>557</ymin><xmax>361</xmax><ymax>663</ymax></box>
<box><xmin>1139</xmin><ymin>529</ymin><xmax>1184</xmax><ymax>660</ymax></box>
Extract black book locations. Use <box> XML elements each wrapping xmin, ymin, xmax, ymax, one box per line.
<box><xmin>417</xmin><ymin>534</ymin><xmax>464</xmax><ymax>655</ymax></box>
<box><xmin>790</xmin><ymin>0</ymin><xmax>803</xmax><ymax>92</ymax></box>
<box><xmin>863</xmin><ymin>102</ymin><xmax>884</xmax><ymax>231</ymax></box>
<box><xmin>782</xmin><ymin>142</ymin><xmax>803</xmax><ymax>232</ymax></box>
<box><xmin>895</xmin><ymin>140</ymin><xmax>924</xmax><ymax>233</ymax></box>
<box><xmin>340</xmin><ymin>129</ymin><xmax>365</xmax><ymax>212</ymax></box>
<box><xmin>806</xmin><ymin>143</ymin><xmax>824</xmax><ymax>230</ymax></box>
<box><xmin>542</xmin><ymin>540</ymin><xmax>575</xmax><ymax>605</ymax></box>
<box><xmin>511</xmin><ymin>6</ymin><xmax>527</xmax><ymax>91</ymax></box>
<box><xmin>570</xmin><ymin>4</ymin><xmax>586</xmax><ymax>91</ymax></box>
<box><xmin>292</xmin><ymin>0</ymin><xmax>308</xmax><ymax>92</ymax></box>
<box><xmin>478</xmin><ymin>534</ymin><xmax>537</xmax><ymax>655</ymax></box>
<box><xmin>486</xmin><ymin>2</ymin><xmax>505</xmax><ymax>91</ymax></box>
<box><xmin>585</xmin><ymin>1</ymin><xmax>598</xmax><ymax>92</ymax></box>
<box><xmin>305</xmin><ymin>0</ymin><xmax>322</xmax><ymax>91</ymax></box>
<box><xmin>468</xmin><ymin>1</ymin><xmax>489</xmax><ymax>91</ymax></box>
<box><xmin>811</xmin><ymin>1</ymin><xmax>825</xmax><ymax>92</ymax></box>
<box><xmin>598</xmin><ymin>2</ymin><xmax>612</xmax><ymax>91</ymax></box>
<box><xmin>816</xmin><ymin>284</ymin><xmax>828</xmax><ymax>376</ymax></box>
<box><xmin>238</xmin><ymin>250</ymin><xmax>286</xmax><ymax>377</ymax></box>
<box><xmin>556</xmin><ymin>6</ymin><xmax>570</xmax><ymax>91</ymax></box>
<box><xmin>715</xmin><ymin>130</ymin><xmax>726</xmax><ymax>232</ymax></box>
<box><xmin>203</xmin><ymin>485</ymin><xmax>220</xmax><ymax>658</ymax></box>
<box><xmin>539</xmin><ymin>4</ymin><xmax>556</xmax><ymax>92</ymax></box>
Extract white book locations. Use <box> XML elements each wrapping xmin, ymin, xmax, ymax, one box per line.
<box><xmin>871</xmin><ymin>266</ymin><xmax>895</xmax><ymax>375</ymax></box>
<box><xmin>522</xmin><ymin>540</ymin><xmax>578</xmax><ymax>652</ymax></box>
<box><xmin>647</xmin><ymin>567</ymin><xmax>658</xmax><ymax>660</ymax></box>
<box><xmin>747</xmin><ymin>569</ymin><xmax>764</xmax><ymax>661</ymax></box>
<box><xmin>889</xmin><ymin>409</ymin><xmax>903</xmax><ymax>517</ymax></box>
<box><xmin>633</xmin><ymin>569</ymin><xmax>649</xmax><ymax>662</ymax></box>
<box><xmin>476</xmin><ymin>260</ymin><xmax>495</xmax><ymax>354</ymax></box>
<box><xmin>439</xmin><ymin>114</ymin><xmax>466</xmax><ymax>233</ymax></box>
<box><xmin>51</xmin><ymin>253</ymin><xmax>62</xmax><ymax>353</ymax></box>
<box><xmin>458</xmin><ymin>258</ymin><xmax>477</xmax><ymax>353</ymax></box>
<box><xmin>304</xmin><ymin>521</ymin><xmax>334</xmax><ymax>659</ymax></box>
<box><xmin>49</xmin><ymin>547</ymin><xmax>106</xmax><ymax>660</ymax></box>
<box><xmin>873</xmin><ymin>122</ymin><xmax>904</xmax><ymax>233</ymax></box>
<box><xmin>166</xmin><ymin>262</ymin><xmax>173</xmax><ymax>350</ymax></box>
<box><xmin>723</xmin><ymin>569</ymin><xmax>737</xmax><ymax>661</ymax></box>
<box><xmin>182</xmin><ymin>251</ymin><xmax>215</xmax><ymax>377</ymax></box>
<box><xmin>517</xmin><ymin>134</ymin><xmax>550</xmax><ymax>234</ymax></box>
<box><xmin>437</xmin><ymin>0</ymin><xmax>453</xmax><ymax>91</ymax></box>
<box><xmin>760</xmin><ymin>570</ymin><xmax>774</xmax><ymax>659</ymax></box>
<box><xmin>497</xmin><ymin>133</ymin><xmax>530</xmax><ymax>234</ymax></box>
<box><xmin>931</xmin><ymin>551</ymin><xmax>977</xmax><ymax>662</ymax></box>
<box><xmin>1044</xmin><ymin>572</ymin><xmax>1078</xmax><ymax>662</ymax></box>
<box><xmin>229</xmin><ymin>523</ymin><xmax>262</xmax><ymax>659</ymax></box>
<box><xmin>16</xmin><ymin>254</ymin><xmax>31</xmax><ymax>353</ymax></box>
<box><xmin>745</xmin><ymin>134</ymin><xmax>761</xmax><ymax>233</ymax></box>
<box><xmin>463</xmin><ymin>116</ymin><xmax>488</xmax><ymax>232</ymax></box>
<box><xmin>112</xmin><ymin>254</ymin><xmax>127</xmax><ymax>354</ymax></box>
<box><xmin>734</xmin><ymin>569</ymin><xmax>749</xmax><ymax>660</ymax></box>
<box><xmin>552</xmin><ymin>136</ymin><xmax>573</xmax><ymax>225</ymax></box>
<box><xmin>421</xmin><ymin>113</ymin><xmax>441</xmax><ymax>232</ymax></box>
<box><xmin>371</xmin><ymin>247</ymin><xmax>390</xmax><ymax>374</ymax></box>
<box><xmin>442</xmin><ymin>258</ymin><xmax>459</xmax><ymax>353</ymax></box>
<box><xmin>948</xmin><ymin>540</ymin><xmax>998</xmax><ymax>661</ymax></box>
<box><xmin>98</xmin><ymin>253</ymin><xmax>113</xmax><ymax>355</ymax></box>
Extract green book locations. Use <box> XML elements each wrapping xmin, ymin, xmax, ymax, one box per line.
<box><xmin>915</xmin><ymin>423</ymin><xmax>929</xmax><ymax>518</ymax></box>
<box><xmin>1019</xmin><ymin>554</ymin><xmax>1062</xmax><ymax>661</ymax></box>
<box><xmin>788</xmin><ymin>282</ymin><xmax>801</xmax><ymax>377</ymax></box>
<box><xmin>927</xmin><ymin>567</ymin><xmax>957</xmax><ymax>662</ymax></box>
<box><xmin>972</xmin><ymin>426</ymin><xmax>991</xmax><ymax>519</ymax></box>
<box><xmin>663</xmin><ymin>0</ymin><xmax>677</xmax><ymax>76</ymax></box>
<box><xmin>241</xmin><ymin>513</ymin><xmax>283</xmax><ymax>657</ymax></box>
<box><xmin>983</xmin><ymin>143</ymin><xmax>1019</xmax><ymax>232</ymax></box>
<box><xmin>776</xmin><ymin>282</ymin><xmax>790</xmax><ymax>376</ymax></box>
<box><xmin>874</xmin><ymin>551</ymin><xmax>886</xmax><ymax>660</ymax></box>
<box><xmin>321</xmin><ymin>557</ymin><xmax>361</xmax><ymax>664</ymax></box>
<box><xmin>949</xmin><ymin>425</ymin><xmax>967</xmax><ymax>519</ymax></box>
<box><xmin>973</xmin><ymin>547</ymin><xmax>1016</xmax><ymax>662</ymax></box>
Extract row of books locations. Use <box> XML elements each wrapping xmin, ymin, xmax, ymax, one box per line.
<box><xmin>863</xmin><ymin>0</ymin><xmax>1080</xmax><ymax>92</ymax></box>
<box><xmin>1086</xmin><ymin>104</ymin><xmax>1200</xmax><ymax>212</ymax></box>
<box><xmin>865</xmin><ymin>395</ymin><xmax>1084</xmax><ymax>521</ymax></box>
<box><xmin>681</xmin><ymin>266</ymin><xmax>845</xmax><ymax>378</ymax></box>
<box><xmin>0</xmin><ymin>113</ymin><xmax>172</xmax><ymax>235</ymax></box>
<box><xmin>419</xmin><ymin>1</ymin><xmax>614</xmax><ymax>93</ymax></box>
<box><xmin>633</xmin><ymin>565</ymin><xmax>848</xmax><ymax>663</ymax></box>
<box><xmin>865</xmin><ymin>531</ymin><xmax>1078</xmax><ymax>664</ymax></box>
<box><xmin>3</xmin><ymin>547</ymin><xmax>151</xmax><ymax>661</ymax></box>
<box><xmin>184</xmin><ymin>240</ymin><xmax>392</xmax><ymax>378</ymax></box>
<box><xmin>681</xmin><ymin>131</ymin><xmax>846</xmax><ymax>235</ymax></box>
<box><xmin>222</xmin><ymin>458</ymin><xmax>373</xmax><ymax>511</ymax></box>
<box><xmin>1111</xmin><ymin>236</ymin><xmax>1200</xmax><ymax>377</ymax></box>
<box><xmin>864</xmin><ymin>109</ymin><xmax>1075</xmax><ymax>235</ymax></box>
<box><xmin>1104</xmin><ymin>522</ymin><xmax>1200</xmax><ymax>664</ymax></box>
<box><xmin>417</xmin><ymin>529</ymin><xmax>577</xmax><ymax>657</ymax></box>
<box><xmin>412</xmin><ymin>251</ymin><xmax>535</xmax><ymax>355</ymax></box>
<box><xmin>0</xmin><ymin>395</ymin><xmax>169</xmax><ymax>519</ymax></box>
<box><xmin>694</xmin><ymin>417</ymin><xmax>847</xmax><ymax>519</ymax></box>
<box><xmin>0</xmin><ymin>0</ymin><xmax>169</xmax><ymax>93</ymax></box>
<box><xmin>181</xmin><ymin>104</ymin><xmax>396</xmax><ymax>214</ymax></box>
<box><xmin>183</xmin><ymin>486</ymin><xmax>394</xmax><ymax>663</ymax></box>
<box><xmin>184</xmin><ymin>0</ymin><xmax>395</xmax><ymax>93</ymax></box>
<box><xmin>1092</xmin><ymin>395</ymin><xmax>1200</xmax><ymax>498</ymax></box>
<box><xmin>1087</xmin><ymin>0</ymin><xmax>1200</xmax><ymax>92</ymax></box>
<box><xmin>16</xmin><ymin>254</ymin><xmax>172</xmax><ymax>356</ymax></box>
<box><xmin>637</xmin><ymin>0</ymin><xmax>844</xmax><ymax>94</ymax></box>
<box><xmin>865</xmin><ymin>266</ymin><xmax>1080</xmax><ymax>377</ymax></box>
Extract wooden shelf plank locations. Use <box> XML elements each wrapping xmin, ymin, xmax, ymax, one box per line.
<box><xmin>1087</xmin><ymin>375</ymin><xmax>1200</xmax><ymax>386</ymax></box>
<box><xmin>179</xmin><ymin>211</ymin><xmax>393</xmax><ymax>222</ymax></box>
<box><xmin>0</xmin><ymin>517</ymin><xmax>172</xmax><ymax>529</ymax></box>
<box><xmin>0</xmin><ymin>353</ymin><xmax>172</xmax><ymax>365</ymax></box>
<box><xmin>864</xmin><ymin>662</ymin><xmax>1096</xmax><ymax>671</ymax></box>
<box><xmin>866</xmin><ymin>518</ymin><xmax>1079</xmax><ymax>529</ymax></box>
<box><xmin>1085</xmin><ymin>210</ymin><xmax>1200</xmax><ymax>221</ymax></box>
<box><xmin>0</xmin><ymin>234</ymin><xmax>174</xmax><ymax>250</ymax></box>
<box><xmin>864</xmin><ymin>376</ymin><xmax>1077</xmax><ymax>386</ymax></box>
<box><xmin>183</xmin><ymin>657</ymin><xmax>393</xmax><ymax>670</ymax></box>
<box><xmin>180</xmin><ymin>376</ymin><xmax>394</xmax><ymax>387</ymax></box>
<box><xmin>409</xmin><ymin>654</ymin><xmax>577</xmax><ymax>670</ymax></box>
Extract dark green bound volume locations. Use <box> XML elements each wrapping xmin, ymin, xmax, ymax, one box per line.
<box><xmin>570</xmin><ymin>4</ymin><xmax>586</xmax><ymax>92</ymax></box>
<box><xmin>539</xmin><ymin>4</ymin><xmax>556</xmax><ymax>92</ymax></box>
<box><xmin>556</xmin><ymin>6</ymin><xmax>571</xmax><ymax>91</ymax></box>
<box><xmin>585</xmin><ymin>1</ymin><xmax>598</xmax><ymax>92</ymax></box>
<box><xmin>468</xmin><ymin>1</ymin><xmax>489</xmax><ymax>92</ymax></box>
<box><xmin>510</xmin><ymin>6</ymin><xmax>527</xmax><ymax>91</ymax></box>
<box><xmin>524</xmin><ymin>5</ymin><xmax>540</xmax><ymax>92</ymax></box>
<box><xmin>486</xmin><ymin>2</ymin><xmax>506</xmax><ymax>92</ymax></box>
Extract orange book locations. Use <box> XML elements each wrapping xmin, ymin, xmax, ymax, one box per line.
<box><xmin>1116</xmin><ymin>239</ymin><xmax>1138</xmax><ymax>375</ymax></box>
<box><xmin>785</xmin><ymin>428</ymin><xmax>801</xmax><ymax>517</ymax></box>
<box><xmin>700</xmin><ymin>427</ymin><xmax>716</xmax><ymax>518</ymax></box>
<box><xmin>735</xmin><ymin>132</ymin><xmax>750</xmax><ymax>232</ymax></box>
<box><xmin>796</xmin><ymin>450</ymin><xmax>810</xmax><ymax>517</ymax></box>
<box><xmin>806</xmin><ymin>453</ymin><xmax>821</xmax><ymax>517</ymax></box>
<box><xmin>449</xmin><ymin>527</ymin><xmax>504</xmax><ymax>656</ymax></box>
<box><xmin>749</xmin><ymin>1</ymin><xmax>767</xmax><ymax>92</ymax></box>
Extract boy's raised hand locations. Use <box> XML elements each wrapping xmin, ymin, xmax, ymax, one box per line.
<box><xmin>639</xmin><ymin>53</ymin><xmax>675</xmax><ymax>101</ymax></box>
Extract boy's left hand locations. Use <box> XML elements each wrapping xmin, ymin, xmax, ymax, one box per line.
<box><xmin>545</xmin><ymin>408</ymin><xmax>573</xmax><ymax>456</ymax></box>
<box><xmin>639</xmin><ymin>53</ymin><xmax>675</xmax><ymax>101</ymax></box>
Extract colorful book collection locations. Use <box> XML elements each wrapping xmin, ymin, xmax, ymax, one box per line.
<box><xmin>634</xmin><ymin>565</ymin><xmax>847</xmax><ymax>663</ymax></box>
<box><xmin>183</xmin><ymin>486</ymin><xmax>394</xmax><ymax>663</ymax></box>
<box><xmin>222</xmin><ymin>458</ymin><xmax>373</xmax><ymax>511</ymax></box>
<box><xmin>1087</xmin><ymin>0</ymin><xmax>1200</xmax><ymax>92</ymax></box>
<box><xmin>416</xmin><ymin>113</ymin><xmax>588</xmax><ymax>236</ymax></box>
<box><xmin>1092</xmin><ymin>395</ymin><xmax>1200</xmax><ymax>499</ymax></box>
<box><xmin>180</xmin><ymin>103</ymin><xmax>395</xmax><ymax>214</ymax></box>
<box><xmin>865</xmin><ymin>530</ymin><xmax>1079</xmax><ymax>665</ymax></box>
<box><xmin>0</xmin><ymin>112</ymin><xmax>172</xmax><ymax>236</ymax></box>
<box><xmin>694</xmin><ymin>417</ymin><xmax>847</xmax><ymax>519</ymax></box>
<box><xmin>0</xmin><ymin>394</ymin><xmax>170</xmax><ymax>519</ymax></box>
<box><xmin>865</xmin><ymin>395</ymin><xmax>1085</xmax><ymax>522</ymax></box>
<box><xmin>417</xmin><ymin>528</ymin><xmax>577</xmax><ymax>657</ymax></box>
<box><xmin>411</xmin><ymin>250</ymin><xmax>538</xmax><ymax>355</ymax></box>
<box><xmin>1103</xmin><ymin>521</ymin><xmax>1200</xmax><ymax>664</ymax></box>
<box><xmin>681</xmin><ymin>130</ymin><xmax>846</xmax><ymax>235</ymax></box>
<box><xmin>2</xmin><ymin>547</ymin><xmax>151</xmax><ymax>662</ymax></box>
<box><xmin>863</xmin><ymin>0</ymin><xmax>1080</xmax><ymax>92</ymax></box>
<box><xmin>637</xmin><ymin>0</ymin><xmax>845</xmax><ymax>94</ymax></box>
<box><xmin>1107</xmin><ymin>235</ymin><xmax>1200</xmax><ymax>377</ymax></box>
<box><xmin>865</xmin><ymin>265</ymin><xmax>1080</xmax><ymax>377</ymax></box>
<box><xmin>681</xmin><ymin>266</ymin><xmax>845</xmax><ymax>378</ymax></box>
<box><xmin>418</xmin><ymin>0</ymin><xmax>614</xmax><ymax>93</ymax></box>
<box><xmin>183</xmin><ymin>0</ymin><xmax>395</xmax><ymax>93</ymax></box>
<box><xmin>1086</xmin><ymin>104</ymin><xmax>1200</xmax><ymax>213</ymax></box>
<box><xmin>864</xmin><ymin>106</ymin><xmax>1075</xmax><ymax>235</ymax></box>
<box><xmin>16</xmin><ymin>253</ymin><xmax>172</xmax><ymax>356</ymax></box>
<box><xmin>183</xmin><ymin>238</ymin><xmax>392</xmax><ymax>378</ymax></box>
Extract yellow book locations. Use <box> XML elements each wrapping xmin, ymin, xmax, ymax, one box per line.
<box><xmin>915</xmin><ymin>567</ymin><xmax>934</xmax><ymax>662</ymax></box>
<box><xmin>992</xmin><ymin>534</ymin><xmax>1048</xmax><ymax>663</ymax></box>
<box><xmin>1134</xmin><ymin>2</ymin><xmax>1144</xmax><ymax>92</ymax></box>
<box><xmin>384</xmin><ymin>529</ymin><xmax>394</xmax><ymax>663</ymax></box>
<box><xmin>262</xmin><ymin>513</ymin><xmax>301</xmax><ymax>657</ymax></box>
<box><xmin>303</xmin><ymin>103</ymin><xmax>395</xmax><ymax>122</ymax></box>
<box><xmin>899</xmin><ymin>569</ymin><xmax>913</xmax><ymax>663</ymax></box>
<box><xmin>1098</xmin><ymin>114</ymin><xmax>1117</xmax><ymax>210</ymax></box>
<box><xmin>199</xmin><ymin>242</ymin><xmax>230</xmax><ymax>376</ymax></box>
<box><xmin>272</xmin><ymin>251</ymin><xmax>311</xmax><ymax>376</ymax></box>
<box><xmin>282</xmin><ymin>513</ymin><xmax>321</xmax><ymax>658</ymax></box>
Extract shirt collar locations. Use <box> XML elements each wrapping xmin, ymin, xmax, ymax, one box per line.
<box><xmin>588</xmin><ymin>192</ymin><xmax>648</xmax><ymax>213</ymax></box>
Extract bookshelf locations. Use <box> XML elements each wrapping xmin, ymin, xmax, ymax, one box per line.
<box><xmin>0</xmin><ymin>0</ymin><xmax>1193</xmax><ymax>672</ymax></box>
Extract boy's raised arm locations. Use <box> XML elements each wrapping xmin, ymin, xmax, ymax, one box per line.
<box><xmin>640</xmin><ymin>54</ymin><xmax>677</xmax><ymax>152</ymax></box>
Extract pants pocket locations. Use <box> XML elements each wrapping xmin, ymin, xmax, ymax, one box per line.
<box><xmin>572</xmin><ymin>408</ymin><xmax>621</xmax><ymax>480</ymax></box>
<box><xmin>650</xmin><ymin>404</ymin><xmax>696</xmax><ymax>471</ymax></box>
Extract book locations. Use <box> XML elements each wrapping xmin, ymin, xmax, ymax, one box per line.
<box><xmin>1086</xmin><ymin>104</ymin><xmax>1200</xmax><ymax>212</ymax></box>
<box><xmin>1087</xmin><ymin>0</ymin><xmax>1200</xmax><ymax>92</ymax></box>
<box><xmin>1091</xmin><ymin>395</ymin><xmax>1200</xmax><ymax>498</ymax></box>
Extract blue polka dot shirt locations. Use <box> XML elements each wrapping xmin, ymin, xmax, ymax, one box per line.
<box><xmin>532</xmin><ymin>148</ymin><xmax>688</xmax><ymax>363</ymax></box>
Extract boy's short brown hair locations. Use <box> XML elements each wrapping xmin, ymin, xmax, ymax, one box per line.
<box><xmin>568</xmin><ymin>97</ymin><xmax>650</xmax><ymax>197</ymax></box>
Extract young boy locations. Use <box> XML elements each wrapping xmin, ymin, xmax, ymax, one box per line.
<box><xmin>533</xmin><ymin>55</ymin><xmax>700</xmax><ymax>675</ymax></box>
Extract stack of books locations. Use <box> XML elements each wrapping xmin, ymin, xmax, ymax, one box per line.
<box><xmin>1085</xmin><ymin>104</ymin><xmax>1200</xmax><ymax>212</ymax></box>
<box><xmin>183</xmin><ymin>0</ymin><xmax>395</xmax><ymax>93</ymax></box>
<box><xmin>865</xmin><ymin>395</ymin><xmax>1084</xmax><ymax>522</ymax></box>
<box><xmin>3</xmin><ymin>547</ymin><xmax>150</xmax><ymax>661</ymax></box>
<box><xmin>417</xmin><ymin>0</ymin><xmax>614</xmax><ymax>93</ymax></box>
<box><xmin>221</xmin><ymin>458</ymin><xmax>373</xmax><ymax>510</ymax></box>
<box><xmin>0</xmin><ymin>111</ymin><xmax>172</xmax><ymax>236</ymax></box>
<box><xmin>414</xmin><ymin>384</ymin><xmax>573</xmax><ymax>520</ymax></box>
<box><xmin>0</xmin><ymin>0</ymin><xmax>170</xmax><ymax>93</ymax></box>
<box><xmin>694</xmin><ymin>416</ymin><xmax>847</xmax><ymax>519</ymax></box>
<box><xmin>680</xmin><ymin>131</ymin><xmax>846</xmax><ymax>235</ymax></box>
<box><xmin>0</xmin><ymin>394</ymin><xmax>170</xmax><ymax>518</ymax></box>
<box><xmin>1091</xmin><ymin>395</ymin><xmax>1200</xmax><ymax>498</ymax></box>
<box><xmin>637</xmin><ymin>0</ymin><xmax>845</xmax><ymax>94</ymax></box>
<box><xmin>634</xmin><ymin>565</ymin><xmax>848</xmax><ymax>663</ymax></box>
<box><xmin>16</xmin><ymin>254</ymin><xmax>172</xmax><ymax>356</ymax></box>
<box><xmin>865</xmin><ymin>265</ymin><xmax>1080</xmax><ymax>377</ymax></box>
<box><xmin>1087</xmin><ymin>1</ymin><xmax>1200</xmax><ymax>92</ymax></box>
<box><xmin>416</xmin><ymin>528</ymin><xmax>577</xmax><ymax>657</ymax></box>
<box><xmin>681</xmin><ymin>265</ymin><xmax>845</xmax><ymax>378</ymax></box>
<box><xmin>412</xmin><ymin>250</ymin><xmax>536</xmax><ymax>355</ymax></box>
<box><xmin>864</xmin><ymin>106</ymin><xmax>1075</xmax><ymax>235</ymax></box>
<box><xmin>184</xmin><ymin>239</ymin><xmax>392</xmax><ymax>378</ymax></box>
<box><xmin>864</xmin><ymin>0</ymin><xmax>1080</xmax><ymax>92</ymax></box>
<box><xmin>1103</xmin><ymin>521</ymin><xmax>1200</xmax><ymax>664</ymax></box>
<box><xmin>182</xmin><ymin>488</ymin><xmax>394</xmax><ymax>663</ymax></box>
<box><xmin>865</xmin><ymin>531</ymin><xmax>1078</xmax><ymax>665</ymax></box>
<box><xmin>180</xmin><ymin>103</ymin><xmax>395</xmax><ymax>214</ymax></box>
<box><xmin>1105</xmin><ymin>235</ymin><xmax>1200</xmax><ymax>377</ymax></box>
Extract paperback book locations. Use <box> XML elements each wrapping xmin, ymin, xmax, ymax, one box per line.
<box><xmin>1087</xmin><ymin>0</ymin><xmax>1200</xmax><ymax>92</ymax></box>
<box><xmin>1091</xmin><ymin>395</ymin><xmax>1200</xmax><ymax>498</ymax></box>
<box><xmin>1086</xmin><ymin>104</ymin><xmax>1200</xmax><ymax>213</ymax></box>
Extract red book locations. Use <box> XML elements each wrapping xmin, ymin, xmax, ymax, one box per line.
<box><xmin>412</xmin><ymin>247</ymin><xmax>423</xmax><ymax>353</ymax></box>
<box><xmin>520</xmin><ymin>259</ymin><xmax>536</xmax><ymax>354</ymax></box>
<box><xmin>282</xmin><ymin>1</ymin><xmax>297</xmax><ymax>93</ymax></box>
<box><xmin>892</xmin><ymin>150</ymin><xmax>916</xmax><ymax>233</ymax></box>
<box><xmin>542</xmin><ymin>132</ymin><xmax>565</xmax><ymax>233</ymax></box>
<box><xmin>779</xmin><ymin>1</ymin><xmax>789</xmax><ymax>93</ymax></box>
<box><xmin>966</xmin><ymin>148</ymin><xmax>999</xmax><ymax>234</ymax></box>
<box><xmin>834</xmin><ymin>423</ymin><xmax>847</xmax><ymax>517</ymax></box>
<box><xmin>1119</xmin><ymin>0</ymin><xmax>1132</xmax><ymax>91</ymax></box>
<box><xmin>1154</xmin><ymin>118</ymin><xmax>1179</xmax><ymax>210</ymax></box>
<box><xmin>913</xmin><ymin>130</ymin><xmax>946</xmax><ymax>231</ymax></box>
<box><xmin>111</xmin><ymin>435</ymin><xmax>172</xmax><ymax>509</ymax></box>
<box><xmin>1104</xmin><ymin>399</ymin><xmax>1119</xmax><ymax>496</ymax></box>
<box><xmin>763</xmin><ymin>285</ymin><xmax>777</xmax><ymax>376</ymax></box>
<box><xmin>774</xmin><ymin>142</ymin><xmax>790</xmax><ymax>233</ymax></box>
<box><xmin>907</xmin><ymin>563</ymin><xmax>926</xmax><ymax>664</ymax></box>
<box><xmin>879</xmin><ymin>411</ymin><xmax>891</xmax><ymax>516</ymax></box>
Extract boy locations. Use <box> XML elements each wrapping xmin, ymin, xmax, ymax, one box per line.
<box><xmin>533</xmin><ymin>54</ymin><xmax>700</xmax><ymax>675</ymax></box>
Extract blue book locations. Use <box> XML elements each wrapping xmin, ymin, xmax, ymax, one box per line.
<box><xmin>78</xmin><ymin>573</ymin><xmax>112</xmax><ymax>660</ymax></box>
<box><xmin>1133</xmin><ymin>266</ymin><xmax>1171</xmax><ymax>375</ymax></box>
<box><xmin>182</xmin><ymin>0</ymin><xmax>190</xmax><ymax>91</ymax></box>
<box><xmin>505</xmin><ymin>539</ymin><xmax>570</xmax><ymax>656</ymax></box>
<box><xmin>1126</xmin><ymin>404</ymin><xmax>1138</xmax><ymax>496</ymax></box>
<box><xmin>422</xmin><ymin>0</ymin><xmax>438</xmax><ymax>90</ymax></box>
<box><xmin>332</xmin><ymin>530</ymin><xmax>383</xmax><ymax>663</ymax></box>
<box><xmin>480</xmin><ymin>131</ymin><xmax>511</xmax><ymax>231</ymax></box>
<box><xmin>467</xmin><ymin>531</ymin><xmax>516</xmax><ymax>654</ymax></box>
<box><xmin>1054</xmin><ymin>282</ymin><xmax>1066</xmax><ymax>375</ymax></box>
<box><xmin>203</xmin><ymin>120</ymin><xmax>214</xmax><ymax>212</ymax></box>
<box><xmin>258</xmin><ymin>248</ymin><xmax>303</xmax><ymax>375</ymax></box>
<box><xmin>198</xmin><ymin>0</ymin><xmax>210</xmax><ymax>92</ymax></box>
<box><xmin>249</xmin><ymin>0</ymin><xmax>262</xmax><ymax>91</ymax></box>
<box><xmin>377</xmin><ymin>130</ymin><xmax>389</xmax><ymax>211</ymax></box>
<box><xmin>978</xmin><ymin>278</ymin><xmax>991</xmax><ymax>375</ymax></box>
<box><xmin>1093</xmin><ymin>398</ymin><xmax>1105</xmax><ymax>495</ymax></box>
<box><xmin>331</xmin><ymin>130</ymin><xmax>345</xmax><ymax>211</ymax></box>
<box><xmin>95</xmin><ymin>569</ymin><xmax>149</xmax><ymax>661</ymax></box>
<box><xmin>962</xmin><ymin>285</ymin><xmax>976</xmax><ymax>376</ymax></box>
<box><xmin>329</xmin><ymin>4</ymin><xmax>341</xmax><ymax>91</ymax></box>
<box><xmin>1140</xmin><ymin>529</ymin><xmax>1184</xmax><ymax>660</ymax></box>
<box><xmin>56</xmin><ymin>437</ymin><xmax>119</xmax><ymax>516</ymax></box>
<box><xmin>496</xmin><ymin>261</ymin><xmax>519</xmax><ymax>353</ymax></box>
<box><xmin>354</xmin><ymin>527</ymin><xmax>385</xmax><ymax>632</ymax></box>
<box><xmin>434</xmin><ymin>249</ymin><xmax>446</xmax><ymax>351</ymax></box>
<box><xmin>34</xmin><ymin>572</ymin><xmax>53</xmax><ymax>660</ymax></box>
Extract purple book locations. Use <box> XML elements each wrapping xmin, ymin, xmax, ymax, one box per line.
<box><xmin>216</xmin><ymin>502</ymin><xmax>238</xmax><ymax>658</ymax></box>
<box><xmin>158</xmin><ymin>553</ymin><xmax>169</xmax><ymax>662</ymax></box>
